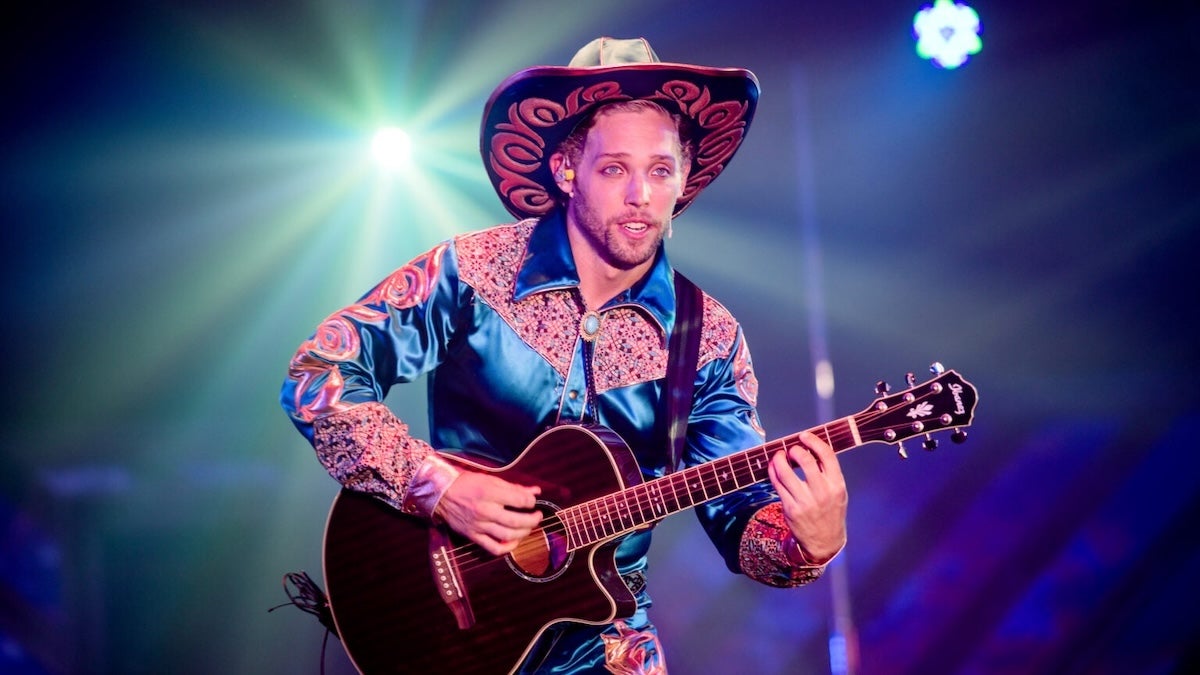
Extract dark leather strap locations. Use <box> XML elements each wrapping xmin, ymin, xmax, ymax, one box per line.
<box><xmin>665</xmin><ymin>271</ymin><xmax>703</xmax><ymax>473</ymax></box>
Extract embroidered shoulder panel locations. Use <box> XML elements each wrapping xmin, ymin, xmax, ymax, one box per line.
<box><xmin>455</xmin><ymin>222</ymin><xmax>581</xmax><ymax>378</ymax></box>
<box><xmin>698</xmin><ymin>294</ymin><xmax>738</xmax><ymax>368</ymax></box>
<box><xmin>591</xmin><ymin>306</ymin><xmax>666</xmax><ymax>393</ymax></box>
<box><xmin>591</xmin><ymin>293</ymin><xmax>739</xmax><ymax>393</ymax></box>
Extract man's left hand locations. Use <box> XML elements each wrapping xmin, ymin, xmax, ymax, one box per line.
<box><xmin>767</xmin><ymin>430</ymin><xmax>848</xmax><ymax>565</ymax></box>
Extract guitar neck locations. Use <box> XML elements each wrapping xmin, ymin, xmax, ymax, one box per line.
<box><xmin>557</xmin><ymin>368</ymin><xmax>978</xmax><ymax>551</ymax></box>
<box><xmin>559</xmin><ymin>417</ymin><xmax>861</xmax><ymax>551</ymax></box>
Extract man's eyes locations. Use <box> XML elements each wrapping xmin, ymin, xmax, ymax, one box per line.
<box><xmin>599</xmin><ymin>165</ymin><xmax>673</xmax><ymax>177</ymax></box>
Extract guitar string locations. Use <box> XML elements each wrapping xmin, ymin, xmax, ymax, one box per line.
<box><xmin>441</xmin><ymin>386</ymin><xmax>950</xmax><ymax>572</ymax></box>
<box><xmin>442</xmin><ymin>384</ymin><xmax>958</xmax><ymax>572</ymax></box>
<box><xmin>443</xmin><ymin>407</ymin><xmax>935</xmax><ymax>574</ymax></box>
<box><xmin>441</xmin><ymin>429</ymin><xmax>857</xmax><ymax>574</ymax></box>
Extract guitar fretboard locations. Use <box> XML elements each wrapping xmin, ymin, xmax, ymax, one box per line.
<box><xmin>559</xmin><ymin>416</ymin><xmax>861</xmax><ymax>550</ymax></box>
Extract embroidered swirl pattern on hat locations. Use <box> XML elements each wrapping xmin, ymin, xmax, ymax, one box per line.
<box><xmin>487</xmin><ymin>77</ymin><xmax>752</xmax><ymax>219</ymax></box>
<box><xmin>489</xmin><ymin>82</ymin><xmax>626</xmax><ymax>217</ymax></box>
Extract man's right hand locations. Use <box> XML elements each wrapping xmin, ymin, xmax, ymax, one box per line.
<box><xmin>434</xmin><ymin>471</ymin><xmax>543</xmax><ymax>556</ymax></box>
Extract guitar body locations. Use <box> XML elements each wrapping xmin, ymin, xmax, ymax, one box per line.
<box><xmin>322</xmin><ymin>425</ymin><xmax>645</xmax><ymax>674</ymax></box>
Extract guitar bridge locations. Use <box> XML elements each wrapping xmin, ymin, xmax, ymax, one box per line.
<box><xmin>429</xmin><ymin>526</ymin><xmax>475</xmax><ymax>630</ymax></box>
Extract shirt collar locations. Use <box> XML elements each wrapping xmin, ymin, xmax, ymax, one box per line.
<box><xmin>514</xmin><ymin>210</ymin><xmax>676</xmax><ymax>337</ymax></box>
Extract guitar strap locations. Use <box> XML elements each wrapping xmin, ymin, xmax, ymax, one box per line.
<box><xmin>665</xmin><ymin>271</ymin><xmax>703</xmax><ymax>473</ymax></box>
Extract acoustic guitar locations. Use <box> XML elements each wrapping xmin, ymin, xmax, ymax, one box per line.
<box><xmin>322</xmin><ymin>368</ymin><xmax>978</xmax><ymax>673</ymax></box>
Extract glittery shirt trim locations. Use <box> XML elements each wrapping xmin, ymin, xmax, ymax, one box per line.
<box><xmin>738</xmin><ymin>502</ymin><xmax>825</xmax><ymax>588</ymax></box>
<box><xmin>312</xmin><ymin>402</ymin><xmax>437</xmax><ymax>512</ymax></box>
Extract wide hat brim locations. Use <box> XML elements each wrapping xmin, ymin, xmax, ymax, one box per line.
<box><xmin>480</xmin><ymin>60</ymin><xmax>759</xmax><ymax>220</ymax></box>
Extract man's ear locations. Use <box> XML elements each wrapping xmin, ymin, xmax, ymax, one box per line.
<box><xmin>550</xmin><ymin>152</ymin><xmax>574</xmax><ymax>193</ymax></box>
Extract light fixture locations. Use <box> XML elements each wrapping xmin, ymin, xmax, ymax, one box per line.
<box><xmin>371</xmin><ymin>126</ymin><xmax>412</xmax><ymax>171</ymax></box>
<box><xmin>914</xmin><ymin>0</ymin><xmax>983</xmax><ymax>70</ymax></box>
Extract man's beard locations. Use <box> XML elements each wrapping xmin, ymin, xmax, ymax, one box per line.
<box><xmin>568</xmin><ymin>189</ymin><xmax>667</xmax><ymax>271</ymax></box>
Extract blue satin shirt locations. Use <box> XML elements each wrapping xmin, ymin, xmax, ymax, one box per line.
<box><xmin>282</xmin><ymin>211</ymin><xmax>810</xmax><ymax>671</ymax></box>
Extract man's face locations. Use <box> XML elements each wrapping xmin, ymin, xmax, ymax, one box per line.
<box><xmin>565</xmin><ymin>108</ymin><xmax>687</xmax><ymax>271</ymax></box>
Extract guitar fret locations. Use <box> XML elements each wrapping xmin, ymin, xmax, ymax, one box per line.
<box><xmin>564</xmin><ymin>508</ymin><xmax>580</xmax><ymax>549</ymax></box>
<box><xmin>625</xmin><ymin>488</ymin><xmax>640</xmax><ymax>527</ymax></box>
<box><xmin>572</xmin><ymin>506</ymin><xmax>586</xmax><ymax>547</ymax></box>
<box><xmin>586</xmin><ymin>501</ymin><xmax>603</xmax><ymax>542</ymax></box>
<box><xmin>630</xmin><ymin>485</ymin><xmax>651</xmax><ymax>524</ymax></box>
<box><xmin>750</xmin><ymin>447</ymin><xmax>770</xmax><ymax>482</ymax></box>
<box><xmin>665</xmin><ymin>473</ymin><xmax>684</xmax><ymax>510</ymax></box>
<box><xmin>690</xmin><ymin>467</ymin><xmax>709</xmax><ymax>502</ymax></box>
<box><xmin>572</xmin><ymin>508</ymin><xmax>586</xmax><ymax>548</ymax></box>
<box><xmin>623</xmin><ymin>489</ymin><xmax>638</xmax><ymax>529</ymax></box>
<box><xmin>715</xmin><ymin>455</ymin><xmax>739</xmax><ymax>494</ymax></box>
<box><xmin>731</xmin><ymin>452</ymin><xmax>752</xmax><ymax>488</ymax></box>
<box><xmin>646</xmin><ymin>482</ymin><xmax>667</xmax><ymax>518</ymax></box>
<box><xmin>598</xmin><ymin>499</ymin><xmax>611</xmax><ymax>537</ymax></box>
<box><xmin>610</xmin><ymin>499</ymin><xmax>623</xmax><ymax>533</ymax></box>
<box><xmin>615</xmin><ymin>494</ymin><xmax>633</xmax><ymax>531</ymax></box>
<box><xmin>597</xmin><ymin>496</ymin><xmax>609</xmax><ymax>536</ymax></box>
<box><xmin>682</xmin><ymin>471</ymin><xmax>698</xmax><ymax>507</ymax></box>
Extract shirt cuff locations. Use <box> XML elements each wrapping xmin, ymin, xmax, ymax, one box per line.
<box><xmin>311</xmin><ymin>401</ymin><xmax>436</xmax><ymax>511</ymax></box>
<box><xmin>400</xmin><ymin>453</ymin><xmax>462</xmax><ymax>520</ymax></box>
<box><xmin>738</xmin><ymin>502</ymin><xmax>826</xmax><ymax>588</ymax></box>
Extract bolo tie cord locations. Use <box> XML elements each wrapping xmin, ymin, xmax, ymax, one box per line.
<box><xmin>582</xmin><ymin>337</ymin><xmax>599</xmax><ymax>423</ymax></box>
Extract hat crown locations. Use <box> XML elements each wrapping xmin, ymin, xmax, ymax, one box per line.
<box><xmin>568</xmin><ymin>37</ymin><xmax>660</xmax><ymax>67</ymax></box>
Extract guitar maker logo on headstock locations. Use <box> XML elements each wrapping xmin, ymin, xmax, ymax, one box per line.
<box><xmin>906</xmin><ymin>402</ymin><xmax>934</xmax><ymax>419</ymax></box>
<box><xmin>950</xmin><ymin>383</ymin><xmax>967</xmax><ymax>414</ymax></box>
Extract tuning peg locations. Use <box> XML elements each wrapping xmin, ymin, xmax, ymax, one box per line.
<box><xmin>930</xmin><ymin>362</ymin><xmax>945</xmax><ymax>375</ymax></box>
<box><xmin>906</xmin><ymin>372</ymin><xmax>916</xmax><ymax>387</ymax></box>
<box><xmin>897</xmin><ymin>442</ymin><xmax>908</xmax><ymax>459</ymax></box>
<box><xmin>876</xmin><ymin>380</ymin><xmax>890</xmax><ymax>395</ymax></box>
<box><xmin>923</xmin><ymin>434</ymin><xmax>938</xmax><ymax>451</ymax></box>
<box><xmin>951</xmin><ymin>429</ymin><xmax>968</xmax><ymax>444</ymax></box>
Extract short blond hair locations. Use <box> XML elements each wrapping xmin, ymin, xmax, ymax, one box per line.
<box><xmin>555</xmin><ymin>100</ymin><xmax>695</xmax><ymax>173</ymax></box>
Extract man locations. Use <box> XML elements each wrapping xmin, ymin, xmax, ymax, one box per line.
<box><xmin>282</xmin><ymin>37</ymin><xmax>847</xmax><ymax>673</ymax></box>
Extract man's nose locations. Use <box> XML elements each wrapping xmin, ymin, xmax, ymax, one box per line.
<box><xmin>625</xmin><ymin>174</ymin><xmax>650</xmax><ymax>206</ymax></box>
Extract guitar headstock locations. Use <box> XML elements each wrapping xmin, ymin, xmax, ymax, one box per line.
<box><xmin>854</xmin><ymin>366</ymin><xmax>978</xmax><ymax>457</ymax></box>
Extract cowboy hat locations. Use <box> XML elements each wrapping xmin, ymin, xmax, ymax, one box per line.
<box><xmin>480</xmin><ymin>37</ymin><xmax>760</xmax><ymax>220</ymax></box>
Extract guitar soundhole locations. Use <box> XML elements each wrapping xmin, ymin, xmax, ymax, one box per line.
<box><xmin>506</xmin><ymin>500</ymin><xmax>573</xmax><ymax>583</ymax></box>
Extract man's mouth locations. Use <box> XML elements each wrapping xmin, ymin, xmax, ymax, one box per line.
<box><xmin>617</xmin><ymin>217</ymin><xmax>653</xmax><ymax>234</ymax></box>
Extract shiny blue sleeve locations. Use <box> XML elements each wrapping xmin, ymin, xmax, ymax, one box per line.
<box><xmin>687</xmin><ymin>326</ymin><xmax>780</xmax><ymax>572</ymax></box>
<box><xmin>688</xmin><ymin>326</ymin><xmax>824</xmax><ymax>587</ymax></box>
<box><xmin>280</xmin><ymin>240</ymin><xmax>469</xmax><ymax>441</ymax></box>
<box><xmin>278</xmin><ymin>240</ymin><xmax>474</xmax><ymax>513</ymax></box>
